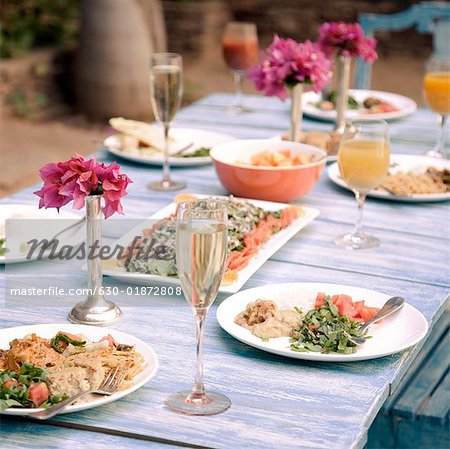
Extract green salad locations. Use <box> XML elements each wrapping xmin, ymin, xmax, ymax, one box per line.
<box><xmin>179</xmin><ymin>147</ymin><xmax>210</xmax><ymax>158</ymax></box>
<box><xmin>290</xmin><ymin>296</ymin><xmax>369</xmax><ymax>354</ymax></box>
<box><xmin>0</xmin><ymin>237</ymin><xmax>6</xmax><ymax>256</ymax></box>
<box><xmin>123</xmin><ymin>196</ymin><xmax>283</xmax><ymax>277</ymax></box>
<box><xmin>314</xmin><ymin>90</ymin><xmax>359</xmax><ymax>111</ymax></box>
<box><xmin>0</xmin><ymin>364</ymin><xmax>66</xmax><ymax>411</ymax></box>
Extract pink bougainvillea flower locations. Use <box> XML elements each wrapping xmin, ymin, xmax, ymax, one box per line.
<box><xmin>34</xmin><ymin>155</ymin><xmax>132</xmax><ymax>218</ymax></box>
<box><xmin>97</xmin><ymin>161</ymin><xmax>132</xmax><ymax>218</ymax></box>
<box><xmin>248</xmin><ymin>35</ymin><xmax>332</xmax><ymax>101</ymax></box>
<box><xmin>318</xmin><ymin>22</ymin><xmax>378</xmax><ymax>62</ymax></box>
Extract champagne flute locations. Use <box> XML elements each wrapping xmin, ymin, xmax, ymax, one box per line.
<box><xmin>335</xmin><ymin>120</ymin><xmax>390</xmax><ymax>250</ymax></box>
<box><xmin>423</xmin><ymin>56</ymin><xmax>450</xmax><ymax>159</ymax></box>
<box><xmin>222</xmin><ymin>22</ymin><xmax>259</xmax><ymax>114</ymax></box>
<box><xmin>147</xmin><ymin>53</ymin><xmax>186</xmax><ymax>191</ymax></box>
<box><xmin>165</xmin><ymin>200</ymin><xmax>231</xmax><ymax>415</ymax></box>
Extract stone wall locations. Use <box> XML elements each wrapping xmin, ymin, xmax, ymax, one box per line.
<box><xmin>163</xmin><ymin>0</ymin><xmax>433</xmax><ymax>58</ymax></box>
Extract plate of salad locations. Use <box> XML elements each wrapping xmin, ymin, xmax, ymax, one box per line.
<box><xmin>302</xmin><ymin>89</ymin><xmax>417</xmax><ymax>122</ymax></box>
<box><xmin>0</xmin><ymin>324</ymin><xmax>158</xmax><ymax>415</ymax></box>
<box><xmin>217</xmin><ymin>282</ymin><xmax>428</xmax><ymax>362</ymax></box>
<box><xmin>101</xmin><ymin>194</ymin><xmax>320</xmax><ymax>294</ymax></box>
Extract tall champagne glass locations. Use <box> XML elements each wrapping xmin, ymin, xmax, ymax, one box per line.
<box><xmin>165</xmin><ymin>200</ymin><xmax>230</xmax><ymax>415</ymax></box>
<box><xmin>222</xmin><ymin>22</ymin><xmax>259</xmax><ymax>114</ymax></box>
<box><xmin>335</xmin><ymin>120</ymin><xmax>390</xmax><ymax>250</ymax></box>
<box><xmin>148</xmin><ymin>53</ymin><xmax>186</xmax><ymax>191</ymax></box>
<box><xmin>423</xmin><ymin>56</ymin><xmax>450</xmax><ymax>159</ymax></box>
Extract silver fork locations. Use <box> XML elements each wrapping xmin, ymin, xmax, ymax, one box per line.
<box><xmin>31</xmin><ymin>365</ymin><xmax>127</xmax><ymax>420</ymax></box>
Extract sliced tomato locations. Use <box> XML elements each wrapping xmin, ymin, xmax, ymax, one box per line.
<box><xmin>57</xmin><ymin>331</ymin><xmax>83</xmax><ymax>342</ymax></box>
<box><xmin>353</xmin><ymin>300</ymin><xmax>365</xmax><ymax>313</ymax></box>
<box><xmin>359</xmin><ymin>306</ymin><xmax>380</xmax><ymax>322</ymax></box>
<box><xmin>3</xmin><ymin>379</ymin><xmax>19</xmax><ymax>389</ymax></box>
<box><xmin>28</xmin><ymin>382</ymin><xmax>49</xmax><ymax>407</ymax></box>
<box><xmin>314</xmin><ymin>292</ymin><xmax>327</xmax><ymax>307</ymax></box>
<box><xmin>99</xmin><ymin>334</ymin><xmax>117</xmax><ymax>348</ymax></box>
<box><xmin>55</xmin><ymin>331</ymin><xmax>83</xmax><ymax>350</ymax></box>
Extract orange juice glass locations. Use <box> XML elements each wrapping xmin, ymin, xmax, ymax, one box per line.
<box><xmin>335</xmin><ymin>120</ymin><xmax>390</xmax><ymax>250</ymax></box>
<box><xmin>423</xmin><ymin>56</ymin><xmax>450</xmax><ymax>159</ymax></box>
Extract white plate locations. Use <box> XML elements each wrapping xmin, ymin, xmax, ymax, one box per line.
<box><xmin>105</xmin><ymin>127</ymin><xmax>236</xmax><ymax>166</ymax></box>
<box><xmin>216</xmin><ymin>282</ymin><xmax>428</xmax><ymax>362</ymax></box>
<box><xmin>0</xmin><ymin>323</ymin><xmax>158</xmax><ymax>415</ymax></box>
<box><xmin>328</xmin><ymin>155</ymin><xmax>450</xmax><ymax>202</ymax></box>
<box><xmin>0</xmin><ymin>204</ymin><xmax>83</xmax><ymax>264</ymax></box>
<box><xmin>103</xmin><ymin>195</ymin><xmax>320</xmax><ymax>294</ymax></box>
<box><xmin>302</xmin><ymin>89</ymin><xmax>417</xmax><ymax>122</ymax></box>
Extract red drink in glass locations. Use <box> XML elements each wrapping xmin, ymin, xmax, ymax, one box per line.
<box><xmin>222</xmin><ymin>38</ymin><xmax>259</xmax><ymax>72</ymax></box>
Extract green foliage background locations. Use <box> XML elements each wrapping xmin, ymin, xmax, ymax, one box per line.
<box><xmin>0</xmin><ymin>0</ymin><xmax>80</xmax><ymax>58</ymax></box>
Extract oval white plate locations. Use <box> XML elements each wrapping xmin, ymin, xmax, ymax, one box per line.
<box><xmin>0</xmin><ymin>204</ymin><xmax>83</xmax><ymax>264</ymax></box>
<box><xmin>327</xmin><ymin>155</ymin><xmax>450</xmax><ymax>202</ymax></box>
<box><xmin>302</xmin><ymin>89</ymin><xmax>417</xmax><ymax>122</ymax></box>
<box><xmin>216</xmin><ymin>282</ymin><xmax>428</xmax><ymax>362</ymax></box>
<box><xmin>0</xmin><ymin>323</ymin><xmax>158</xmax><ymax>415</ymax></box>
<box><xmin>102</xmin><ymin>194</ymin><xmax>320</xmax><ymax>294</ymax></box>
<box><xmin>105</xmin><ymin>127</ymin><xmax>236</xmax><ymax>166</ymax></box>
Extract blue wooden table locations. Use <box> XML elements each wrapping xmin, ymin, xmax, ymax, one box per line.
<box><xmin>1</xmin><ymin>93</ymin><xmax>449</xmax><ymax>449</ymax></box>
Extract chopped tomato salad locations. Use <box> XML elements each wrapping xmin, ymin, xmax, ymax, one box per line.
<box><xmin>315</xmin><ymin>292</ymin><xmax>380</xmax><ymax>322</ymax></box>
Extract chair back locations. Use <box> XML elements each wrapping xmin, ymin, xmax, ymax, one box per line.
<box><xmin>355</xmin><ymin>2</ymin><xmax>450</xmax><ymax>89</ymax></box>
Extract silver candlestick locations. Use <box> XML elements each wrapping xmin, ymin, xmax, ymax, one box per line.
<box><xmin>68</xmin><ymin>195</ymin><xmax>122</xmax><ymax>326</ymax></box>
<box><xmin>334</xmin><ymin>56</ymin><xmax>351</xmax><ymax>135</ymax></box>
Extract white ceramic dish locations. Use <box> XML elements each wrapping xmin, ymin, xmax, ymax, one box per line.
<box><xmin>0</xmin><ymin>323</ymin><xmax>158</xmax><ymax>415</ymax></box>
<box><xmin>216</xmin><ymin>282</ymin><xmax>428</xmax><ymax>362</ymax></box>
<box><xmin>0</xmin><ymin>204</ymin><xmax>83</xmax><ymax>264</ymax></box>
<box><xmin>302</xmin><ymin>89</ymin><xmax>417</xmax><ymax>122</ymax></box>
<box><xmin>103</xmin><ymin>195</ymin><xmax>320</xmax><ymax>294</ymax></box>
<box><xmin>104</xmin><ymin>127</ymin><xmax>235</xmax><ymax>166</ymax></box>
<box><xmin>327</xmin><ymin>154</ymin><xmax>450</xmax><ymax>202</ymax></box>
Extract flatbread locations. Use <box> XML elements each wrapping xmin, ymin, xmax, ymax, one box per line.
<box><xmin>109</xmin><ymin>118</ymin><xmax>168</xmax><ymax>150</ymax></box>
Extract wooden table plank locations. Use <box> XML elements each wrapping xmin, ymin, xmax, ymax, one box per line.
<box><xmin>0</xmin><ymin>417</ymin><xmax>190</xmax><ymax>449</ymax></box>
<box><xmin>1</xmin><ymin>93</ymin><xmax>449</xmax><ymax>449</ymax></box>
<box><xmin>0</xmin><ymin>263</ymin><xmax>448</xmax><ymax>449</ymax></box>
<box><xmin>421</xmin><ymin>370</ymin><xmax>450</xmax><ymax>423</ymax></box>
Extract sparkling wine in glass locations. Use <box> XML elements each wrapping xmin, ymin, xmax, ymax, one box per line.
<box><xmin>335</xmin><ymin>120</ymin><xmax>390</xmax><ymax>250</ymax></box>
<box><xmin>148</xmin><ymin>53</ymin><xmax>186</xmax><ymax>191</ymax></box>
<box><xmin>222</xmin><ymin>22</ymin><xmax>259</xmax><ymax>114</ymax></box>
<box><xmin>423</xmin><ymin>56</ymin><xmax>450</xmax><ymax>159</ymax></box>
<box><xmin>165</xmin><ymin>200</ymin><xmax>230</xmax><ymax>415</ymax></box>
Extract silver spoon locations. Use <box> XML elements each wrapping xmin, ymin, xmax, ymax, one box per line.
<box><xmin>351</xmin><ymin>296</ymin><xmax>405</xmax><ymax>345</ymax></box>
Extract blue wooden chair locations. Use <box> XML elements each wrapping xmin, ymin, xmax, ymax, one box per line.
<box><xmin>355</xmin><ymin>2</ymin><xmax>450</xmax><ymax>89</ymax></box>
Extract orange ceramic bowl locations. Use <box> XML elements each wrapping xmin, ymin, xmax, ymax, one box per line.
<box><xmin>210</xmin><ymin>139</ymin><xmax>327</xmax><ymax>202</ymax></box>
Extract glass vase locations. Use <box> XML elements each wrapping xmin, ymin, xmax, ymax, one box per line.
<box><xmin>334</xmin><ymin>56</ymin><xmax>352</xmax><ymax>134</ymax></box>
<box><xmin>68</xmin><ymin>195</ymin><xmax>122</xmax><ymax>325</ymax></box>
<box><xmin>289</xmin><ymin>83</ymin><xmax>304</xmax><ymax>142</ymax></box>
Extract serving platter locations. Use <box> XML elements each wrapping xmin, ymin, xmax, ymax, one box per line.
<box><xmin>327</xmin><ymin>154</ymin><xmax>450</xmax><ymax>202</ymax></box>
<box><xmin>0</xmin><ymin>323</ymin><xmax>159</xmax><ymax>415</ymax></box>
<box><xmin>103</xmin><ymin>195</ymin><xmax>320</xmax><ymax>294</ymax></box>
<box><xmin>0</xmin><ymin>204</ymin><xmax>84</xmax><ymax>264</ymax></box>
<box><xmin>302</xmin><ymin>89</ymin><xmax>417</xmax><ymax>122</ymax></box>
<box><xmin>216</xmin><ymin>282</ymin><xmax>428</xmax><ymax>362</ymax></box>
<box><xmin>104</xmin><ymin>127</ymin><xmax>235</xmax><ymax>166</ymax></box>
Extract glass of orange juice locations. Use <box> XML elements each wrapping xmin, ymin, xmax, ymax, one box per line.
<box><xmin>423</xmin><ymin>56</ymin><xmax>450</xmax><ymax>159</ymax></box>
<box><xmin>335</xmin><ymin>119</ymin><xmax>390</xmax><ymax>250</ymax></box>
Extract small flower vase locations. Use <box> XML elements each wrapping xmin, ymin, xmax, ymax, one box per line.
<box><xmin>68</xmin><ymin>195</ymin><xmax>122</xmax><ymax>325</ymax></box>
<box><xmin>334</xmin><ymin>56</ymin><xmax>352</xmax><ymax>134</ymax></box>
<box><xmin>289</xmin><ymin>83</ymin><xmax>304</xmax><ymax>142</ymax></box>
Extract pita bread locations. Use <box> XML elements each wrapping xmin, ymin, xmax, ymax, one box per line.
<box><xmin>109</xmin><ymin>117</ymin><xmax>168</xmax><ymax>150</ymax></box>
